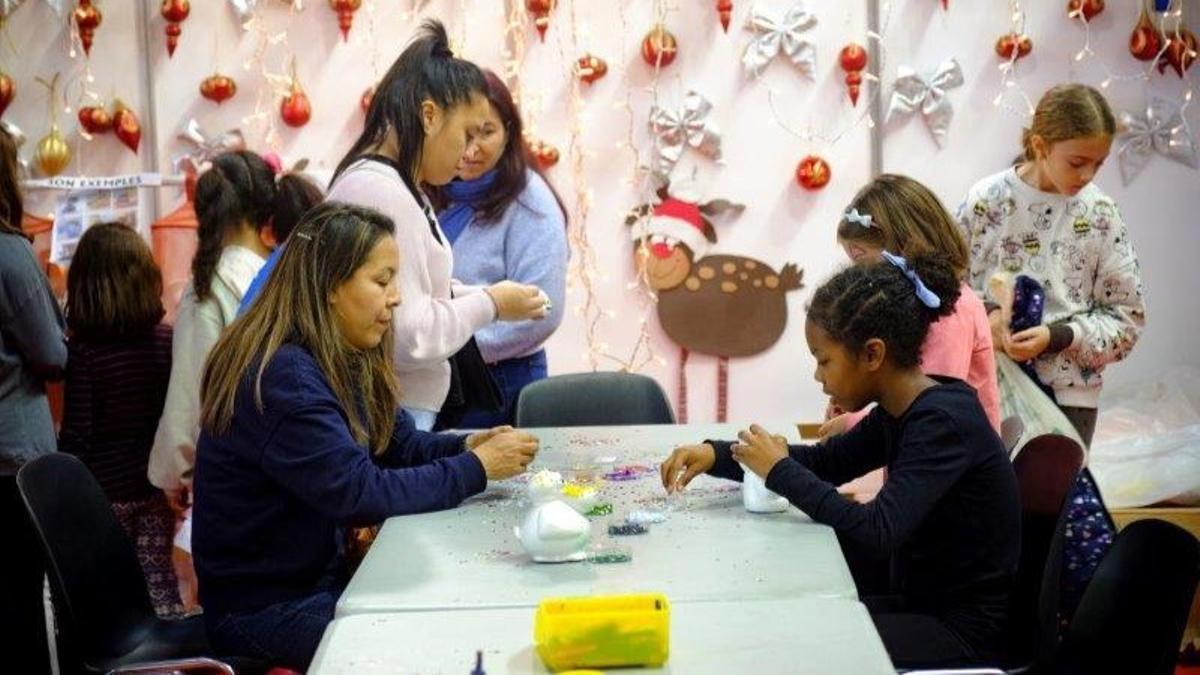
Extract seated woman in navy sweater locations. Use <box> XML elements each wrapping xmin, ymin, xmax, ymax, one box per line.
<box><xmin>660</xmin><ymin>252</ymin><xmax>1020</xmax><ymax>670</ymax></box>
<box><xmin>193</xmin><ymin>202</ymin><xmax>538</xmax><ymax>670</ymax></box>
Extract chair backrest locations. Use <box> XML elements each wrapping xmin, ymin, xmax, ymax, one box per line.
<box><xmin>1056</xmin><ymin>518</ymin><xmax>1200</xmax><ymax>675</ymax></box>
<box><xmin>1000</xmin><ymin>415</ymin><xmax>1024</xmax><ymax>454</ymax></box>
<box><xmin>1005</xmin><ymin>433</ymin><xmax>1085</xmax><ymax>668</ymax></box>
<box><xmin>515</xmin><ymin>372</ymin><xmax>675</xmax><ymax>428</ymax></box>
<box><xmin>17</xmin><ymin>453</ymin><xmax>159</xmax><ymax>664</ymax></box>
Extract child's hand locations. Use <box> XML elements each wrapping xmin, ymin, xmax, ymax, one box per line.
<box><xmin>823</xmin><ymin>401</ymin><xmax>844</xmax><ymax>421</ymax></box>
<box><xmin>466</xmin><ymin>425</ymin><xmax>514</xmax><ymax>450</ymax></box>
<box><xmin>818</xmin><ymin>413</ymin><xmax>850</xmax><ymax>440</ymax></box>
<box><xmin>1005</xmin><ymin>325</ymin><xmax>1050</xmax><ymax>362</ymax></box>
<box><xmin>731</xmin><ymin>424</ymin><xmax>789</xmax><ymax>479</ymax></box>
<box><xmin>660</xmin><ymin>443</ymin><xmax>716</xmax><ymax>493</ymax></box>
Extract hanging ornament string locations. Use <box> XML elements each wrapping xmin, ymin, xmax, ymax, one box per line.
<box><xmin>240</xmin><ymin>3</ymin><xmax>292</xmax><ymax>150</ymax></box>
<box><xmin>1069</xmin><ymin>0</ymin><xmax>1170</xmax><ymax>90</ymax></box>
<box><xmin>758</xmin><ymin>2</ymin><xmax>892</xmax><ymax>151</ymax></box>
<box><xmin>992</xmin><ymin>0</ymin><xmax>1035</xmax><ymax>118</ymax></box>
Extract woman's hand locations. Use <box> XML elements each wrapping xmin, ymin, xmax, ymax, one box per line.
<box><xmin>660</xmin><ymin>443</ymin><xmax>716</xmax><ymax>494</ymax></box>
<box><xmin>471</xmin><ymin>430</ymin><xmax>539</xmax><ymax>480</ymax></box>
<box><xmin>486</xmin><ymin>281</ymin><xmax>549</xmax><ymax>322</ymax></box>
<box><xmin>465</xmin><ymin>425</ymin><xmax>513</xmax><ymax>450</ymax></box>
<box><xmin>731</xmin><ymin>424</ymin><xmax>789</xmax><ymax>479</ymax></box>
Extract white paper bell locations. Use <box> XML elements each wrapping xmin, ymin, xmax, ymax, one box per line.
<box><xmin>514</xmin><ymin>500</ymin><xmax>591</xmax><ymax>563</ymax></box>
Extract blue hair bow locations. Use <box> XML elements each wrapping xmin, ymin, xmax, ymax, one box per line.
<box><xmin>880</xmin><ymin>250</ymin><xmax>941</xmax><ymax>309</ymax></box>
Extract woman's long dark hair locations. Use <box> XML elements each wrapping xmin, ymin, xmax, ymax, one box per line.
<box><xmin>192</xmin><ymin>151</ymin><xmax>276</xmax><ymax>302</ymax></box>
<box><xmin>428</xmin><ymin>69</ymin><xmax>568</xmax><ymax>227</ymax></box>
<box><xmin>0</xmin><ymin>124</ymin><xmax>26</xmax><ymax>240</ymax></box>
<box><xmin>332</xmin><ymin>19</ymin><xmax>486</xmax><ymax>193</ymax></box>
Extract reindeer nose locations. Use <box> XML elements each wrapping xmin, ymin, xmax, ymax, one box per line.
<box><xmin>650</xmin><ymin>242</ymin><xmax>674</xmax><ymax>259</ymax></box>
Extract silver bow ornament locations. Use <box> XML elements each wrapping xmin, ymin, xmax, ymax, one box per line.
<box><xmin>742</xmin><ymin>1</ymin><xmax>818</xmax><ymax>78</ymax></box>
<box><xmin>1116</xmin><ymin>96</ymin><xmax>1199</xmax><ymax>186</ymax></box>
<box><xmin>886</xmin><ymin>59</ymin><xmax>964</xmax><ymax>147</ymax></box>
<box><xmin>2</xmin><ymin>0</ymin><xmax>66</xmax><ymax>19</ymax></box>
<box><xmin>647</xmin><ymin>91</ymin><xmax>722</xmax><ymax>182</ymax></box>
<box><xmin>172</xmin><ymin>119</ymin><xmax>246</xmax><ymax>176</ymax></box>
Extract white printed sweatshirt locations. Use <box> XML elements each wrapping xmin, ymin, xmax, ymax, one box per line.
<box><xmin>955</xmin><ymin>168</ymin><xmax>1145</xmax><ymax>409</ymax></box>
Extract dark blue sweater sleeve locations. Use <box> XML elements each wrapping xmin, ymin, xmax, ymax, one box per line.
<box><xmin>377</xmin><ymin>410</ymin><xmax>468</xmax><ymax>469</ymax></box>
<box><xmin>762</xmin><ymin>408</ymin><xmax>973</xmax><ymax>559</ymax></box>
<box><xmin>260</xmin><ymin>400</ymin><xmax>487</xmax><ymax>526</ymax></box>
<box><xmin>707</xmin><ymin>410</ymin><xmax>890</xmax><ymax>486</ymax></box>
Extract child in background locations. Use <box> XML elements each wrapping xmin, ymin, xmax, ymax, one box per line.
<box><xmin>59</xmin><ymin>222</ymin><xmax>183</xmax><ymax>617</ymax></box>
<box><xmin>148</xmin><ymin>150</ymin><xmax>277</xmax><ymax>609</ymax></box>
<box><xmin>238</xmin><ymin>172</ymin><xmax>324</xmax><ymax>314</ymax></box>
<box><xmin>824</xmin><ymin>174</ymin><xmax>1001</xmax><ymax>437</ymax></box>
<box><xmin>956</xmin><ymin>83</ymin><xmax>1144</xmax><ymax>446</ymax></box>
<box><xmin>661</xmin><ymin>253</ymin><xmax>1020</xmax><ymax>669</ymax></box>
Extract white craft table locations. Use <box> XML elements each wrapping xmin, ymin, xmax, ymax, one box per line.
<box><xmin>337</xmin><ymin>424</ymin><xmax>857</xmax><ymax>617</ymax></box>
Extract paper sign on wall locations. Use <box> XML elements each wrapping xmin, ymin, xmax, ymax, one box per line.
<box><xmin>50</xmin><ymin>187</ymin><xmax>140</xmax><ymax>265</ymax></box>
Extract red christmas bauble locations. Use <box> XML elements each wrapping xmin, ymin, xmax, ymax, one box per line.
<box><xmin>330</xmin><ymin>0</ymin><xmax>362</xmax><ymax>41</ymax></box>
<box><xmin>74</xmin><ymin>0</ymin><xmax>102</xmax><ymax>56</ymax></box>
<box><xmin>839</xmin><ymin>43</ymin><xmax>868</xmax><ymax>72</ymax></box>
<box><xmin>161</xmin><ymin>0</ymin><xmax>189</xmax><ymax>57</ymax></box>
<box><xmin>1067</xmin><ymin>0</ymin><xmax>1104</xmax><ymax>21</ymax></box>
<box><xmin>281</xmin><ymin>84</ymin><xmax>312</xmax><ymax>128</ymax></box>
<box><xmin>0</xmin><ymin>72</ymin><xmax>13</xmax><ymax>118</ymax></box>
<box><xmin>112</xmin><ymin>104</ymin><xmax>141</xmax><ymax>154</ymax></box>
<box><xmin>200</xmin><ymin>73</ymin><xmax>237</xmax><ymax>104</ymax></box>
<box><xmin>717</xmin><ymin>0</ymin><xmax>733</xmax><ymax>32</ymax></box>
<box><xmin>795</xmin><ymin>155</ymin><xmax>831</xmax><ymax>190</ymax></box>
<box><xmin>1130</xmin><ymin>11</ymin><xmax>1162</xmax><ymax>61</ymax></box>
<box><xmin>641</xmin><ymin>25</ymin><xmax>678</xmax><ymax>68</ymax></box>
<box><xmin>576</xmin><ymin>54</ymin><xmax>608</xmax><ymax>84</ymax></box>
<box><xmin>526</xmin><ymin>0</ymin><xmax>552</xmax><ymax>41</ymax></box>
<box><xmin>527</xmin><ymin>137</ymin><xmax>559</xmax><ymax>170</ymax></box>
<box><xmin>1158</xmin><ymin>29</ymin><xmax>1198</xmax><ymax>77</ymax></box>
<box><xmin>995</xmin><ymin>33</ymin><xmax>1033</xmax><ymax>60</ymax></box>
<box><xmin>77</xmin><ymin>105</ymin><xmax>112</xmax><ymax>134</ymax></box>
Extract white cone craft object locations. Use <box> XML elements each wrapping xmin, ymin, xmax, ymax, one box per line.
<box><xmin>515</xmin><ymin>500</ymin><xmax>591</xmax><ymax>563</ymax></box>
<box><xmin>741</xmin><ymin>463</ymin><xmax>789</xmax><ymax>513</ymax></box>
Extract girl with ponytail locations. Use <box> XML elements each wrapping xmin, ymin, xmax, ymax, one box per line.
<box><xmin>329</xmin><ymin>19</ymin><xmax>549</xmax><ymax>431</ymax></box>
<box><xmin>148</xmin><ymin>151</ymin><xmax>276</xmax><ymax>592</ymax></box>
<box><xmin>661</xmin><ymin>254</ymin><xmax>1020</xmax><ymax>669</ymax></box>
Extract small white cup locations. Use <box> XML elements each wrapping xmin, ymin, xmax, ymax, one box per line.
<box><xmin>740</xmin><ymin>463</ymin><xmax>789</xmax><ymax>513</ymax></box>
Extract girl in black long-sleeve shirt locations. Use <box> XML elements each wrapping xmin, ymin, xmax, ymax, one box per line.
<box><xmin>662</xmin><ymin>251</ymin><xmax>1020</xmax><ymax>669</ymax></box>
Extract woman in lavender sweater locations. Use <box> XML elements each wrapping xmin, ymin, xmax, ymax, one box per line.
<box><xmin>328</xmin><ymin>20</ymin><xmax>548</xmax><ymax>431</ymax></box>
<box><xmin>429</xmin><ymin>70</ymin><xmax>569</xmax><ymax>428</ymax></box>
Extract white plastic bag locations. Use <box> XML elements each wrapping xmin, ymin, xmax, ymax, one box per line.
<box><xmin>995</xmin><ymin>352</ymin><xmax>1086</xmax><ymax>458</ymax></box>
<box><xmin>1089</xmin><ymin>368</ymin><xmax>1200</xmax><ymax>508</ymax></box>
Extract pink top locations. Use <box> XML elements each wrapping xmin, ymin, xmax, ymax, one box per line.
<box><xmin>844</xmin><ymin>282</ymin><xmax>1001</xmax><ymax>432</ymax></box>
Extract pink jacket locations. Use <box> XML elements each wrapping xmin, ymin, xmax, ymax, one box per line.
<box><xmin>844</xmin><ymin>283</ymin><xmax>1001</xmax><ymax>432</ymax></box>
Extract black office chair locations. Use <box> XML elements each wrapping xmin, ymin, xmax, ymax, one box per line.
<box><xmin>1054</xmin><ymin>518</ymin><xmax>1199</xmax><ymax>675</ymax></box>
<box><xmin>1005</xmin><ymin>433</ymin><xmax>1085</xmax><ymax>673</ymax></box>
<box><xmin>16</xmin><ymin>453</ymin><xmax>246</xmax><ymax>674</ymax></box>
<box><xmin>515</xmin><ymin>372</ymin><xmax>675</xmax><ymax>427</ymax></box>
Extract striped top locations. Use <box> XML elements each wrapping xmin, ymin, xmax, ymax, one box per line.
<box><xmin>59</xmin><ymin>324</ymin><xmax>173</xmax><ymax>502</ymax></box>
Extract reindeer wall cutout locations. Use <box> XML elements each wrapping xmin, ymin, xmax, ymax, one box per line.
<box><xmin>627</xmin><ymin>184</ymin><xmax>803</xmax><ymax>422</ymax></box>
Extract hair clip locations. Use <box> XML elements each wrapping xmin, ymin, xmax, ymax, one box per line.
<box><xmin>293</xmin><ymin>231</ymin><xmax>313</xmax><ymax>241</ymax></box>
<box><xmin>880</xmin><ymin>250</ymin><xmax>941</xmax><ymax>309</ymax></box>
<box><xmin>844</xmin><ymin>208</ymin><xmax>874</xmax><ymax>229</ymax></box>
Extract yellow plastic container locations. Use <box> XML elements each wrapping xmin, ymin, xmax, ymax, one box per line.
<box><xmin>534</xmin><ymin>593</ymin><xmax>670</xmax><ymax>672</ymax></box>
